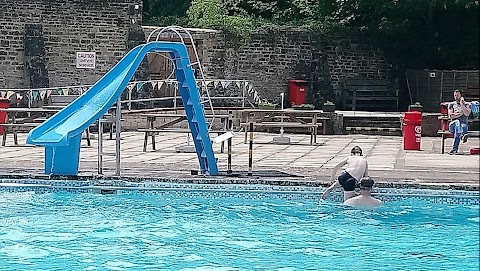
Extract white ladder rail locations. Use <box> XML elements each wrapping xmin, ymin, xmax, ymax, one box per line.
<box><xmin>148</xmin><ymin>26</ymin><xmax>216</xmax><ymax>131</ymax></box>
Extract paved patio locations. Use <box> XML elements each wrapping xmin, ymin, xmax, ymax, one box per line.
<box><xmin>0</xmin><ymin>131</ymin><xmax>478</xmax><ymax>187</ymax></box>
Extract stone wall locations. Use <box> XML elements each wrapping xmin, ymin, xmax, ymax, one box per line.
<box><xmin>201</xmin><ymin>28</ymin><xmax>397</xmax><ymax>108</ymax></box>
<box><xmin>325</xmin><ymin>31</ymin><xmax>396</xmax><ymax>102</ymax></box>
<box><xmin>0</xmin><ymin>0</ymin><xmax>142</xmax><ymax>89</ymax></box>
<box><xmin>0</xmin><ymin>0</ymin><xmax>397</xmax><ymax>109</ymax></box>
<box><xmin>201</xmin><ymin>29</ymin><xmax>319</xmax><ymax>104</ymax></box>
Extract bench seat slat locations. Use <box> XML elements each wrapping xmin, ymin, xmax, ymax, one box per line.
<box><xmin>1</xmin><ymin>123</ymin><xmax>40</xmax><ymax>127</ymax></box>
<box><xmin>138</xmin><ymin>128</ymin><xmax>226</xmax><ymax>134</ymax></box>
<box><xmin>348</xmin><ymin>97</ymin><xmax>398</xmax><ymax>101</ymax></box>
<box><xmin>240</xmin><ymin>122</ymin><xmax>321</xmax><ymax>127</ymax></box>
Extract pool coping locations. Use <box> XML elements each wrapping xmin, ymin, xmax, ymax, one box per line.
<box><xmin>0</xmin><ymin>173</ymin><xmax>479</xmax><ymax>191</ymax></box>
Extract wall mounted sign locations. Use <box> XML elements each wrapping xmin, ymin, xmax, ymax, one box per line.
<box><xmin>76</xmin><ymin>52</ymin><xmax>96</xmax><ymax>69</ymax></box>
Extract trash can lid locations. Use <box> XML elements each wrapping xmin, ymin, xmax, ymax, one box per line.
<box><xmin>288</xmin><ymin>79</ymin><xmax>308</xmax><ymax>83</ymax></box>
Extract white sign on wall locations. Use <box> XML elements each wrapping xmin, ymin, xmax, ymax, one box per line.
<box><xmin>76</xmin><ymin>52</ymin><xmax>96</xmax><ymax>69</ymax></box>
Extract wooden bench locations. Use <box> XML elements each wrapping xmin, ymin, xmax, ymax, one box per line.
<box><xmin>438</xmin><ymin>115</ymin><xmax>479</xmax><ymax>153</ymax></box>
<box><xmin>1</xmin><ymin>123</ymin><xmax>39</xmax><ymax>146</ymax></box>
<box><xmin>139</xmin><ymin>113</ymin><xmax>231</xmax><ymax>152</ymax></box>
<box><xmin>342</xmin><ymin>79</ymin><xmax>399</xmax><ymax>111</ymax></box>
<box><xmin>47</xmin><ymin>95</ymin><xmax>81</xmax><ymax>107</ymax></box>
<box><xmin>438</xmin><ymin>130</ymin><xmax>479</xmax><ymax>154</ymax></box>
<box><xmin>1</xmin><ymin>95</ymin><xmax>93</xmax><ymax>147</ymax></box>
<box><xmin>48</xmin><ymin>95</ymin><xmax>93</xmax><ymax>146</ymax></box>
<box><xmin>240</xmin><ymin>122</ymin><xmax>322</xmax><ymax>145</ymax></box>
<box><xmin>138</xmin><ymin>128</ymin><xmax>228</xmax><ymax>152</ymax></box>
<box><xmin>345</xmin><ymin>127</ymin><xmax>401</xmax><ymax>132</ymax></box>
<box><xmin>49</xmin><ymin>94</ymin><xmax>119</xmax><ymax>141</ymax></box>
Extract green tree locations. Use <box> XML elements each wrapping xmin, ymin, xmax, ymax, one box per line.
<box><xmin>331</xmin><ymin>0</ymin><xmax>479</xmax><ymax>69</ymax></box>
<box><xmin>143</xmin><ymin>0</ymin><xmax>191</xmax><ymax>26</ymax></box>
<box><xmin>144</xmin><ymin>0</ymin><xmax>479</xmax><ymax>69</ymax></box>
<box><xmin>187</xmin><ymin>0</ymin><xmax>254</xmax><ymax>38</ymax></box>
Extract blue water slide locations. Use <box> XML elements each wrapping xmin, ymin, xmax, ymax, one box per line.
<box><xmin>27</xmin><ymin>42</ymin><xmax>218</xmax><ymax>176</ymax></box>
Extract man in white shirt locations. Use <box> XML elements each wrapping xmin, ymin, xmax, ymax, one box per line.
<box><xmin>344</xmin><ymin>177</ymin><xmax>383</xmax><ymax>208</ymax></box>
<box><xmin>447</xmin><ymin>89</ymin><xmax>471</xmax><ymax>155</ymax></box>
<box><xmin>321</xmin><ymin>146</ymin><xmax>368</xmax><ymax>202</ymax></box>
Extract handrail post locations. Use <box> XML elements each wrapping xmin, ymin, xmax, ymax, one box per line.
<box><xmin>115</xmin><ymin>97</ymin><xmax>121</xmax><ymax>176</ymax></box>
<box><xmin>98</xmin><ymin>120</ymin><xmax>103</xmax><ymax>175</ymax></box>
<box><xmin>173</xmin><ymin>82</ymin><xmax>177</xmax><ymax>110</ymax></box>
<box><xmin>248</xmin><ymin>114</ymin><xmax>254</xmax><ymax>176</ymax></box>
<box><xmin>128</xmin><ymin>85</ymin><xmax>132</xmax><ymax>111</ymax></box>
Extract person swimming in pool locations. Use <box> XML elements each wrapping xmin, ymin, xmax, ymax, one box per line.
<box><xmin>343</xmin><ymin>177</ymin><xmax>382</xmax><ymax>208</ymax></box>
<box><xmin>321</xmin><ymin>146</ymin><xmax>368</xmax><ymax>202</ymax></box>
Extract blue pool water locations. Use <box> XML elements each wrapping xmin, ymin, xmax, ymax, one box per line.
<box><xmin>0</xmin><ymin>191</ymin><xmax>478</xmax><ymax>271</ymax></box>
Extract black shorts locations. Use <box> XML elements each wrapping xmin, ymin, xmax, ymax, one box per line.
<box><xmin>338</xmin><ymin>171</ymin><xmax>357</xmax><ymax>191</ymax></box>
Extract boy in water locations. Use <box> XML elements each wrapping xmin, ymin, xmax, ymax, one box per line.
<box><xmin>321</xmin><ymin>146</ymin><xmax>368</xmax><ymax>202</ymax></box>
<box><xmin>343</xmin><ymin>177</ymin><xmax>382</xmax><ymax>208</ymax></box>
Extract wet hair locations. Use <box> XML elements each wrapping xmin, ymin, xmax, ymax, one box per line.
<box><xmin>454</xmin><ymin>89</ymin><xmax>464</xmax><ymax>97</ymax></box>
<box><xmin>351</xmin><ymin>146</ymin><xmax>363</xmax><ymax>156</ymax></box>
<box><xmin>360</xmin><ymin>177</ymin><xmax>374</xmax><ymax>189</ymax></box>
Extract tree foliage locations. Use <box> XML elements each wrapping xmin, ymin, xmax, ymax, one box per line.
<box><xmin>143</xmin><ymin>0</ymin><xmax>191</xmax><ymax>26</ymax></box>
<box><xmin>143</xmin><ymin>0</ymin><xmax>479</xmax><ymax>69</ymax></box>
<box><xmin>331</xmin><ymin>0</ymin><xmax>479</xmax><ymax>69</ymax></box>
<box><xmin>187</xmin><ymin>0</ymin><xmax>253</xmax><ymax>38</ymax></box>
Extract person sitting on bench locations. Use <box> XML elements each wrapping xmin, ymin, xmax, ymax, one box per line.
<box><xmin>447</xmin><ymin>89</ymin><xmax>471</xmax><ymax>155</ymax></box>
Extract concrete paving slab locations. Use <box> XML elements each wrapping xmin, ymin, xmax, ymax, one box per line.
<box><xmin>0</xmin><ymin>132</ymin><xmax>478</xmax><ymax>188</ymax></box>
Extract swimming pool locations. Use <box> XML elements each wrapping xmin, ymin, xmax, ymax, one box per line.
<box><xmin>0</xmin><ymin>181</ymin><xmax>479</xmax><ymax>270</ymax></box>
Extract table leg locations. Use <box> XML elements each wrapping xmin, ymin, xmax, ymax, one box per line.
<box><xmin>149</xmin><ymin>117</ymin><xmax>156</xmax><ymax>151</ymax></box>
<box><xmin>13</xmin><ymin>130</ymin><xmax>18</xmax><ymax>145</ymax></box>
<box><xmin>219</xmin><ymin>132</ymin><xmax>225</xmax><ymax>153</ymax></box>
<box><xmin>441</xmin><ymin>134</ymin><xmax>445</xmax><ymax>154</ymax></box>
<box><xmin>310</xmin><ymin>127</ymin><xmax>315</xmax><ymax>145</ymax></box>
<box><xmin>109</xmin><ymin>123</ymin><xmax>113</xmax><ymax>140</ymax></box>
<box><xmin>244</xmin><ymin>125</ymin><xmax>248</xmax><ymax>144</ymax></box>
<box><xmin>85</xmin><ymin>128</ymin><xmax>91</xmax><ymax>146</ymax></box>
<box><xmin>143</xmin><ymin>132</ymin><xmax>148</xmax><ymax>152</ymax></box>
<box><xmin>2</xmin><ymin>129</ymin><xmax>6</xmax><ymax>146</ymax></box>
<box><xmin>352</xmin><ymin>91</ymin><xmax>357</xmax><ymax>111</ymax></box>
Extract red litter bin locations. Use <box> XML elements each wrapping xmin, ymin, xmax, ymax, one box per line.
<box><xmin>288</xmin><ymin>80</ymin><xmax>308</xmax><ymax>106</ymax></box>
<box><xmin>0</xmin><ymin>98</ymin><xmax>9</xmax><ymax>135</ymax></box>
<box><xmin>403</xmin><ymin>111</ymin><xmax>422</xmax><ymax>150</ymax></box>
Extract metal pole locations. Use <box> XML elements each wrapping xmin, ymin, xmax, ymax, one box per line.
<box><xmin>242</xmin><ymin>81</ymin><xmax>246</xmax><ymax>108</ymax></box>
<box><xmin>98</xmin><ymin>121</ymin><xmax>103</xmax><ymax>175</ymax></box>
<box><xmin>128</xmin><ymin>86</ymin><xmax>132</xmax><ymax>111</ymax></box>
<box><xmin>227</xmin><ymin>138</ymin><xmax>232</xmax><ymax>175</ymax></box>
<box><xmin>115</xmin><ymin>98</ymin><xmax>121</xmax><ymax>176</ymax></box>
<box><xmin>173</xmin><ymin>83</ymin><xmax>177</xmax><ymax>110</ymax></box>
<box><xmin>280</xmin><ymin>92</ymin><xmax>285</xmax><ymax>137</ymax></box>
<box><xmin>247</xmin><ymin>122</ymin><xmax>253</xmax><ymax>176</ymax></box>
<box><xmin>227</xmin><ymin>113</ymin><xmax>233</xmax><ymax>175</ymax></box>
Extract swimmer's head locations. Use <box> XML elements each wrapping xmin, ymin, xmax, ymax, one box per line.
<box><xmin>360</xmin><ymin>177</ymin><xmax>374</xmax><ymax>190</ymax></box>
<box><xmin>351</xmin><ymin>146</ymin><xmax>363</xmax><ymax>156</ymax></box>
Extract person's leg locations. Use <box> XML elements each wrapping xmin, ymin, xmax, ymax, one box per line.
<box><xmin>343</xmin><ymin>191</ymin><xmax>356</xmax><ymax>201</ymax></box>
<box><xmin>341</xmin><ymin>177</ymin><xmax>357</xmax><ymax>201</ymax></box>
<box><xmin>448</xmin><ymin>120</ymin><xmax>461</xmax><ymax>153</ymax></box>
<box><xmin>460</xmin><ymin>122</ymin><xmax>469</xmax><ymax>143</ymax></box>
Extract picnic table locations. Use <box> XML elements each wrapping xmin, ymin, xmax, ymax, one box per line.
<box><xmin>0</xmin><ymin>107</ymin><xmax>61</xmax><ymax>146</ymax></box>
<box><xmin>238</xmin><ymin>109</ymin><xmax>329</xmax><ymax>145</ymax></box>
<box><xmin>0</xmin><ymin>106</ymin><xmax>93</xmax><ymax>147</ymax></box>
<box><xmin>139</xmin><ymin>113</ymin><xmax>231</xmax><ymax>151</ymax></box>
